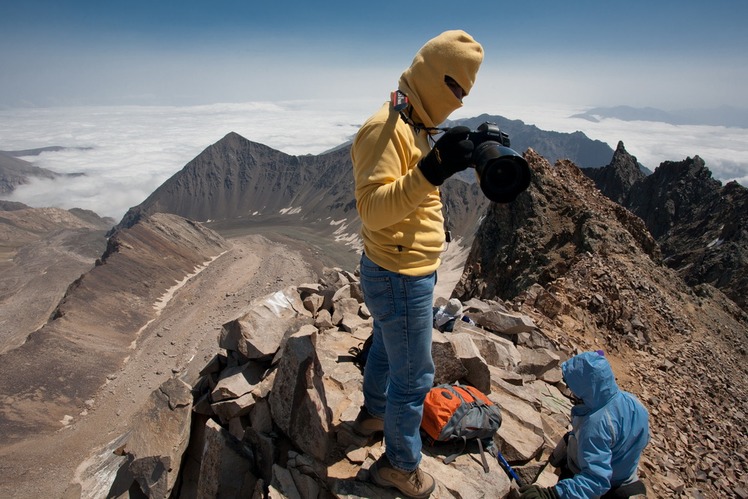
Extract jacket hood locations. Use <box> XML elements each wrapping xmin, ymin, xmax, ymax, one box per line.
<box><xmin>562</xmin><ymin>352</ymin><xmax>620</xmax><ymax>411</ymax></box>
<box><xmin>398</xmin><ymin>30</ymin><xmax>483</xmax><ymax>129</ymax></box>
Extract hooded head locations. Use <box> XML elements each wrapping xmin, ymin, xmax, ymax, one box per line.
<box><xmin>561</xmin><ymin>351</ymin><xmax>620</xmax><ymax>410</ymax></box>
<box><xmin>398</xmin><ymin>30</ymin><xmax>483</xmax><ymax>129</ymax></box>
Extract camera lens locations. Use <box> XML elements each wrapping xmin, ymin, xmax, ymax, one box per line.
<box><xmin>474</xmin><ymin>142</ymin><xmax>531</xmax><ymax>203</ymax></box>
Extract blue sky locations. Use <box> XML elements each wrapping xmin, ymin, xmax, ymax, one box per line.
<box><xmin>2</xmin><ymin>0</ymin><xmax>748</xmax><ymax>110</ymax></box>
<box><xmin>1</xmin><ymin>1</ymin><xmax>747</xmax><ymax>219</ymax></box>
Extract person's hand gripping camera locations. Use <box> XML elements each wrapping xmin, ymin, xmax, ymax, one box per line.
<box><xmin>418</xmin><ymin>126</ymin><xmax>474</xmax><ymax>186</ymax></box>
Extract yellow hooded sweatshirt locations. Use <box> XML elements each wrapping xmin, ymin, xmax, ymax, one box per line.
<box><xmin>351</xmin><ymin>30</ymin><xmax>483</xmax><ymax>276</ymax></box>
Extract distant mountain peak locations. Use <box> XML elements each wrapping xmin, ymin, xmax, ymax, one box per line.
<box><xmin>582</xmin><ymin>141</ymin><xmax>646</xmax><ymax>204</ymax></box>
<box><xmin>449</xmin><ymin>114</ymin><xmax>614</xmax><ymax>168</ymax></box>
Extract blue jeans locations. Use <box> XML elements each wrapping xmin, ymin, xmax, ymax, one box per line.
<box><xmin>359</xmin><ymin>252</ymin><xmax>436</xmax><ymax>472</ymax></box>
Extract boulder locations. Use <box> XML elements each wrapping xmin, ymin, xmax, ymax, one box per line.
<box><xmin>121</xmin><ymin>377</ymin><xmax>193</xmax><ymax>498</ymax></box>
<box><xmin>196</xmin><ymin>418</ymin><xmax>258</xmax><ymax>498</ymax></box>
<box><xmin>432</xmin><ymin>329</ymin><xmax>469</xmax><ymax>384</ymax></box>
<box><xmin>449</xmin><ymin>332</ymin><xmax>491</xmax><ymax>393</ymax></box>
<box><xmin>476</xmin><ymin>309</ymin><xmax>537</xmax><ymax>335</ymax></box>
<box><xmin>453</xmin><ymin>320</ymin><xmax>522</xmax><ymax>370</ymax></box>
<box><xmin>269</xmin><ymin>326</ymin><xmax>332</xmax><ymax>462</ymax></box>
<box><xmin>219</xmin><ymin>287</ymin><xmax>312</xmax><ymax>361</ymax></box>
<box><xmin>516</xmin><ymin>347</ymin><xmax>561</xmax><ymax>378</ymax></box>
<box><xmin>211</xmin><ymin>361</ymin><xmax>266</xmax><ymax>402</ymax></box>
<box><xmin>496</xmin><ymin>411</ymin><xmax>545</xmax><ymax>462</ymax></box>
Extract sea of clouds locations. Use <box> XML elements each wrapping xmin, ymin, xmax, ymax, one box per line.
<box><xmin>1</xmin><ymin>99</ymin><xmax>746</xmax><ymax>221</ymax></box>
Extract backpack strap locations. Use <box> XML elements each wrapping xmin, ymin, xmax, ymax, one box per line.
<box><xmin>443</xmin><ymin>436</ymin><xmax>467</xmax><ymax>465</ymax></box>
<box><xmin>476</xmin><ymin>437</ymin><xmax>490</xmax><ymax>473</ymax></box>
<box><xmin>442</xmin><ymin>436</ymin><xmax>491</xmax><ymax>473</ymax></box>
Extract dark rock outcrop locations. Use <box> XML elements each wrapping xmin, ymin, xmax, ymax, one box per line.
<box><xmin>630</xmin><ymin>158</ymin><xmax>748</xmax><ymax>310</ymax></box>
<box><xmin>587</xmin><ymin>151</ymin><xmax>748</xmax><ymax>311</ymax></box>
<box><xmin>583</xmin><ymin>141</ymin><xmax>646</xmax><ymax>204</ymax></box>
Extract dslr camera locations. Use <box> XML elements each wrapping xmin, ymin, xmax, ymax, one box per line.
<box><xmin>466</xmin><ymin>122</ymin><xmax>531</xmax><ymax>203</ymax></box>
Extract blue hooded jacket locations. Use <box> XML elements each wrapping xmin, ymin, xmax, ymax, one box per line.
<box><xmin>555</xmin><ymin>352</ymin><xmax>650</xmax><ymax>498</ymax></box>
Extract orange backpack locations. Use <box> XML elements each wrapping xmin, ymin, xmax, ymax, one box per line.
<box><xmin>421</xmin><ymin>383</ymin><xmax>502</xmax><ymax>472</ymax></box>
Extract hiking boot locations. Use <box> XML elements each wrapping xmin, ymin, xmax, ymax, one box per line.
<box><xmin>370</xmin><ymin>454</ymin><xmax>435</xmax><ymax>498</ymax></box>
<box><xmin>352</xmin><ymin>406</ymin><xmax>384</xmax><ymax>437</ymax></box>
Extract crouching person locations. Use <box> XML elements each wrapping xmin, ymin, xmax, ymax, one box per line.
<box><xmin>520</xmin><ymin>351</ymin><xmax>650</xmax><ymax>499</ymax></box>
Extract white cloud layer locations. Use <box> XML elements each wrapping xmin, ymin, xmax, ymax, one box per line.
<box><xmin>459</xmin><ymin>100</ymin><xmax>748</xmax><ymax>184</ymax></box>
<box><xmin>1</xmin><ymin>100</ymin><xmax>746</xmax><ymax>222</ymax></box>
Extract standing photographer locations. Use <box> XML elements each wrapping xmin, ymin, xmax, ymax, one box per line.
<box><xmin>350</xmin><ymin>30</ymin><xmax>483</xmax><ymax>498</ymax></box>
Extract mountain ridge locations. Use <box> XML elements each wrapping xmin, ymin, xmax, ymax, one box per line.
<box><xmin>0</xmin><ymin>151</ymin><xmax>60</xmax><ymax>194</ymax></box>
<box><xmin>450</xmin><ymin>113</ymin><xmax>615</xmax><ymax>168</ymax></box>
<box><xmin>455</xmin><ymin>149</ymin><xmax>747</xmax><ymax>497</ymax></box>
<box><xmin>583</xmin><ymin>143</ymin><xmax>748</xmax><ymax>311</ymax></box>
<box><xmin>0</xmin><ymin>116</ymin><xmax>746</xmax><ymax>497</ymax></box>
<box><xmin>0</xmin><ymin>213</ymin><xmax>229</xmax><ymax>443</ymax></box>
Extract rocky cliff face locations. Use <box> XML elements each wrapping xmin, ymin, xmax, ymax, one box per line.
<box><xmin>585</xmin><ymin>147</ymin><xmax>748</xmax><ymax>311</ymax></box>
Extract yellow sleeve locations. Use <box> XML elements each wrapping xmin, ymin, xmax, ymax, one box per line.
<box><xmin>352</xmin><ymin>111</ymin><xmax>436</xmax><ymax>231</ymax></box>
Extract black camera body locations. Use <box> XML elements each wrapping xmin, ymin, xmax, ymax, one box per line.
<box><xmin>466</xmin><ymin>122</ymin><xmax>531</xmax><ymax>203</ymax></box>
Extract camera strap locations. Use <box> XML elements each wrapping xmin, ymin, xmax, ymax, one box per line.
<box><xmin>398</xmin><ymin>110</ymin><xmax>446</xmax><ymax>137</ymax></box>
<box><xmin>392</xmin><ymin>90</ymin><xmax>446</xmax><ymax>136</ymax></box>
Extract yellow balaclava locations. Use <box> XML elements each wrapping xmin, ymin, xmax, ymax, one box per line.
<box><xmin>398</xmin><ymin>30</ymin><xmax>484</xmax><ymax>130</ymax></box>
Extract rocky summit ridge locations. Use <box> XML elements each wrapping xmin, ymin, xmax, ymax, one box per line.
<box><xmin>74</xmin><ymin>149</ymin><xmax>748</xmax><ymax>498</ymax></box>
<box><xmin>0</xmin><ymin>127</ymin><xmax>746</xmax><ymax>498</ymax></box>
<box><xmin>457</xmin><ymin>150</ymin><xmax>748</xmax><ymax>497</ymax></box>
<box><xmin>80</xmin><ymin>150</ymin><xmax>748</xmax><ymax>497</ymax></box>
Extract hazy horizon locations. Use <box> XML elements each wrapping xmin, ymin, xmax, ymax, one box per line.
<box><xmin>1</xmin><ymin>1</ymin><xmax>747</xmax><ymax>219</ymax></box>
<box><xmin>1</xmin><ymin>100</ymin><xmax>746</xmax><ymax>221</ymax></box>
